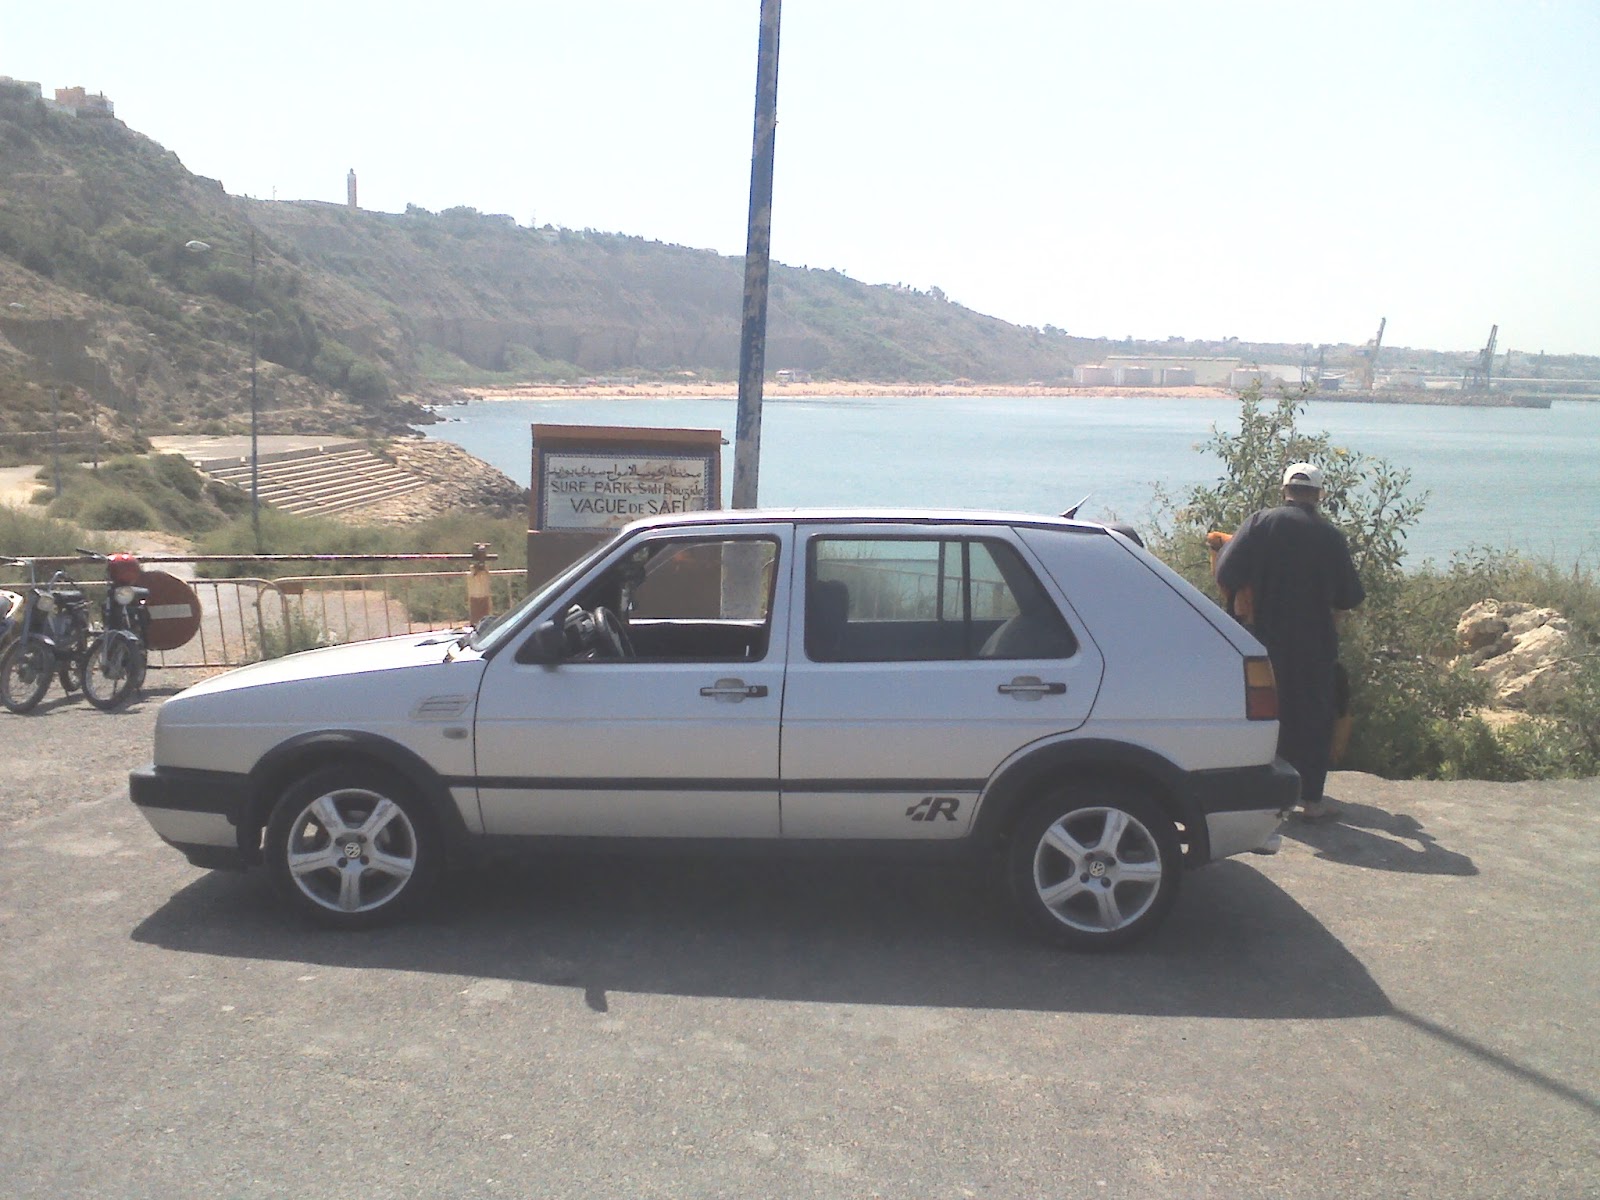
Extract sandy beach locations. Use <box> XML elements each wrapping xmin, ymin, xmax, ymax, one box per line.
<box><xmin>466</xmin><ymin>381</ymin><xmax>1236</xmax><ymax>402</ymax></box>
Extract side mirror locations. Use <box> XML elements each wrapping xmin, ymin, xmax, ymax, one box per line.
<box><xmin>521</xmin><ymin>619</ymin><xmax>569</xmax><ymax>664</ymax></box>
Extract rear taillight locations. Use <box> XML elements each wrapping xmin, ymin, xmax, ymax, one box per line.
<box><xmin>1245</xmin><ymin>656</ymin><xmax>1278</xmax><ymax>720</ymax></box>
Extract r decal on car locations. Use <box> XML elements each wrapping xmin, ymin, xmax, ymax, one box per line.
<box><xmin>906</xmin><ymin>796</ymin><xmax>960</xmax><ymax>822</ymax></box>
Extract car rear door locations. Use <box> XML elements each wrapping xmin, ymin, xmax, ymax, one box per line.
<box><xmin>473</xmin><ymin>523</ymin><xmax>791</xmax><ymax>837</ymax></box>
<box><xmin>778</xmin><ymin>522</ymin><xmax>1103</xmax><ymax>839</ymax></box>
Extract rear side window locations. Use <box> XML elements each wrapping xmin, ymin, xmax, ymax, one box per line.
<box><xmin>807</xmin><ymin>536</ymin><xmax>1076</xmax><ymax>662</ymax></box>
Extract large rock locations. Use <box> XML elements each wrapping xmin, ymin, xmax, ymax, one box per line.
<box><xmin>344</xmin><ymin>438</ymin><xmax>529</xmax><ymax>524</ymax></box>
<box><xmin>1454</xmin><ymin>600</ymin><xmax>1579</xmax><ymax>711</ymax></box>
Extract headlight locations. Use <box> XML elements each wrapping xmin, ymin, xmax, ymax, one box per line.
<box><xmin>114</xmin><ymin>585</ymin><xmax>138</xmax><ymax>605</ymax></box>
<box><xmin>36</xmin><ymin>592</ymin><xmax>56</xmax><ymax>614</ymax></box>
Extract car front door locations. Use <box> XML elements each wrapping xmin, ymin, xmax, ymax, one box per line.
<box><xmin>779</xmin><ymin>523</ymin><xmax>1104</xmax><ymax>839</ymax></box>
<box><xmin>473</xmin><ymin>524</ymin><xmax>791</xmax><ymax>837</ymax></box>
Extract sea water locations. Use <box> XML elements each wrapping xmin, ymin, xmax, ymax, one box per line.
<box><xmin>420</xmin><ymin>395</ymin><xmax>1600</xmax><ymax>567</ymax></box>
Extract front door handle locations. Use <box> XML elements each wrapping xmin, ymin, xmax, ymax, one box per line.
<box><xmin>699</xmin><ymin>678</ymin><xmax>769</xmax><ymax>701</ymax></box>
<box><xmin>998</xmin><ymin>675</ymin><xmax>1066</xmax><ymax>700</ymax></box>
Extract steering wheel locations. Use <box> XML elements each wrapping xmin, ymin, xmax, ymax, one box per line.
<box><xmin>590</xmin><ymin>606</ymin><xmax>634</xmax><ymax>658</ymax></box>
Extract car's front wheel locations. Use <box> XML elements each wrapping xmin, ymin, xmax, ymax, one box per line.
<box><xmin>1006</xmin><ymin>784</ymin><xmax>1181</xmax><ymax>951</ymax></box>
<box><xmin>264</xmin><ymin>765</ymin><xmax>441</xmax><ymax>929</ymax></box>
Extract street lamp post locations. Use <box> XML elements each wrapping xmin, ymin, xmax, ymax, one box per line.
<box><xmin>732</xmin><ymin>0</ymin><xmax>783</xmax><ymax>510</ymax></box>
<box><xmin>186</xmin><ymin>230</ymin><xmax>260</xmax><ymax>549</ymax></box>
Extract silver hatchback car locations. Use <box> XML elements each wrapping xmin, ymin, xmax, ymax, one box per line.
<box><xmin>131</xmin><ymin>509</ymin><xmax>1296</xmax><ymax>949</ymax></box>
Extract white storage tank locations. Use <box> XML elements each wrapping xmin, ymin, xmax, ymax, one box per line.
<box><xmin>1073</xmin><ymin>365</ymin><xmax>1116</xmax><ymax>385</ymax></box>
<box><xmin>1160</xmin><ymin>367</ymin><xmax>1196</xmax><ymax>386</ymax></box>
<box><xmin>1113</xmin><ymin>366</ymin><xmax>1155</xmax><ymax>386</ymax></box>
<box><xmin>1230</xmin><ymin>367</ymin><xmax>1267</xmax><ymax>389</ymax></box>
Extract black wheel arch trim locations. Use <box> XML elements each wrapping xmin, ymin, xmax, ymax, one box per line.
<box><xmin>246</xmin><ymin>730</ymin><xmax>471</xmax><ymax>854</ymax></box>
<box><xmin>972</xmin><ymin>740</ymin><xmax>1295</xmax><ymax>866</ymax></box>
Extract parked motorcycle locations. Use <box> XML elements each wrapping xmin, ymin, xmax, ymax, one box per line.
<box><xmin>0</xmin><ymin>559</ymin><xmax>96</xmax><ymax>714</ymax></box>
<box><xmin>0</xmin><ymin>584</ymin><xmax>22</xmax><ymax>653</ymax></box>
<box><xmin>78</xmin><ymin>548</ymin><xmax>150</xmax><ymax>711</ymax></box>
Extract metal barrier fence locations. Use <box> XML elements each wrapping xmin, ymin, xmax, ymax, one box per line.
<box><xmin>3</xmin><ymin>553</ymin><xmax>527</xmax><ymax>672</ymax></box>
<box><xmin>147</xmin><ymin>570</ymin><xmax>527</xmax><ymax>670</ymax></box>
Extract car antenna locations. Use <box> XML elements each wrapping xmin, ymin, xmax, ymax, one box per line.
<box><xmin>1061</xmin><ymin>493</ymin><xmax>1092</xmax><ymax>519</ymax></box>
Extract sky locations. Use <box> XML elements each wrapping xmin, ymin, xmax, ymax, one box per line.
<box><xmin>5</xmin><ymin>0</ymin><xmax>1599</xmax><ymax>356</ymax></box>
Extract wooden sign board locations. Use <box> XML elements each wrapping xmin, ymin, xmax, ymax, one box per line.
<box><xmin>528</xmin><ymin>424</ymin><xmax>723</xmax><ymax>587</ymax></box>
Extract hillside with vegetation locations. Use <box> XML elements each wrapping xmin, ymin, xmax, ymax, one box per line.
<box><xmin>0</xmin><ymin>87</ymin><xmax>1093</xmax><ymax>454</ymax></box>
<box><xmin>5</xmin><ymin>83</ymin><xmax>1599</xmax><ymax>463</ymax></box>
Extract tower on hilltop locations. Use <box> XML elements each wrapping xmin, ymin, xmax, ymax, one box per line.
<box><xmin>347</xmin><ymin>169</ymin><xmax>357</xmax><ymax>210</ymax></box>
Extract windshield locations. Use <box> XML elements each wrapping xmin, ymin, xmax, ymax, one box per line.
<box><xmin>467</xmin><ymin>530</ymin><xmax>625</xmax><ymax>653</ymax></box>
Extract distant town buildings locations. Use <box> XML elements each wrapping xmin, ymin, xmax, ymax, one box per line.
<box><xmin>1088</xmin><ymin>355</ymin><xmax>1240</xmax><ymax>387</ymax></box>
<box><xmin>1074</xmin><ymin>355</ymin><xmax>1321</xmax><ymax>389</ymax></box>
<box><xmin>0</xmin><ymin>77</ymin><xmax>115</xmax><ymax>117</ymax></box>
<box><xmin>54</xmin><ymin>85</ymin><xmax>114</xmax><ymax>116</ymax></box>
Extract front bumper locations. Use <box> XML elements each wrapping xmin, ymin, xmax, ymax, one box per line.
<box><xmin>129</xmin><ymin>763</ymin><xmax>255</xmax><ymax>869</ymax></box>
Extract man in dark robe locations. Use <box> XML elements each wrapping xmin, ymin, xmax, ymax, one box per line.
<box><xmin>1215</xmin><ymin>462</ymin><xmax>1365</xmax><ymax>822</ymax></box>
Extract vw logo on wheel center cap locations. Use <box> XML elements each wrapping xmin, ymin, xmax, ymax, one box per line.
<box><xmin>343</xmin><ymin>841</ymin><xmax>363</xmax><ymax>859</ymax></box>
<box><xmin>1088</xmin><ymin>860</ymin><xmax>1108</xmax><ymax>878</ymax></box>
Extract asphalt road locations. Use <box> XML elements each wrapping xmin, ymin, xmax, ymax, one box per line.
<box><xmin>1</xmin><ymin>682</ymin><xmax>1596</xmax><ymax>1199</ymax></box>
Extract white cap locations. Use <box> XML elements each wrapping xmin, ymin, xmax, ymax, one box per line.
<box><xmin>1282</xmin><ymin>462</ymin><xmax>1325</xmax><ymax>490</ymax></box>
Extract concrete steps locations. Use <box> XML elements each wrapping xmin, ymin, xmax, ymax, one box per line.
<box><xmin>196</xmin><ymin>443</ymin><xmax>431</xmax><ymax>518</ymax></box>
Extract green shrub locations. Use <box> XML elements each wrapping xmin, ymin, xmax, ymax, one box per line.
<box><xmin>311</xmin><ymin>341</ymin><xmax>357</xmax><ymax>389</ymax></box>
<box><xmin>43</xmin><ymin>457</ymin><xmax>228</xmax><ymax>534</ymax></box>
<box><xmin>1146</xmin><ymin>383</ymin><xmax>1600</xmax><ymax>781</ymax></box>
<box><xmin>0</xmin><ymin>506</ymin><xmax>101</xmax><ymax>586</ymax></box>
<box><xmin>345</xmin><ymin>358</ymin><xmax>391</xmax><ymax>402</ymax></box>
<box><xmin>78</xmin><ymin>493</ymin><xmax>156</xmax><ymax>530</ymax></box>
<box><xmin>151</xmin><ymin>452</ymin><xmax>205</xmax><ymax>499</ymax></box>
<box><xmin>254</xmin><ymin>608</ymin><xmax>341</xmax><ymax>661</ymax></box>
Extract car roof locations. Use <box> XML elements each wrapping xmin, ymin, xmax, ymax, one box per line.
<box><xmin>620</xmin><ymin>507</ymin><xmax>1118</xmax><ymax>536</ymax></box>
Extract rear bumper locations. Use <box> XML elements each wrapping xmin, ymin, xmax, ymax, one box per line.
<box><xmin>1184</xmin><ymin>758</ymin><xmax>1300</xmax><ymax>861</ymax></box>
<box><xmin>129</xmin><ymin>763</ymin><xmax>255</xmax><ymax>869</ymax></box>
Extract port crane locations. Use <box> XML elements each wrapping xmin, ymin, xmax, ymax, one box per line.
<box><xmin>1463</xmin><ymin>324</ymin><xmax>1499</xmax><ymax>391</ymax></box>
<box><xmin>1356</xmin><ymin>317</ymin><xmax>1386</xmax><ymax>391</ymax></box>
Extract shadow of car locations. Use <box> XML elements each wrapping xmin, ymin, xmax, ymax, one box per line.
<box><xmin>132</xmin><ymin>854</ymin><xmax>1388</xmax><ymax>1021</ymax></box>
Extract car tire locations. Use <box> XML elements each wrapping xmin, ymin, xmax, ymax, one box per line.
<box><xmin>1005</xmin><ymin>783</ymin><xmax>1181</xmax><ymax>951</ymax></box>
<box><xmin>264</xmin><ymin>765</ymin><xmax>441</xmax><ymax>929</ymax></box>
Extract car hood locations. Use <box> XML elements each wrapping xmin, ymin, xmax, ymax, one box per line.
<box><xmin>175</xmin><ymin>629</ymin><xmax>478</xmax><ymax>700</ymax></box>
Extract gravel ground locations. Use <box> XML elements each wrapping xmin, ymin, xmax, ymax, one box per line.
<box><xmin>2</xmin><ymin>674</ymin><xmax>1597</xmax><ymax>1198</ymax></box>
<box><xmin>0</xmin><ymin>668</ymin><xmax>211</xmax><ymax>830</ymax></box>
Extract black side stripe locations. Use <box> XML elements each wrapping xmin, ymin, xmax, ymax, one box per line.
<box><xmin>447</xmin><ymin>776</ymin><xmax>986</xmax><ymax>793</ymax></box>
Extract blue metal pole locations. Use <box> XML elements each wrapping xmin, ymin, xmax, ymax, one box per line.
<box><xmin>731</xmin><ymin>0</ymin><xmax>782</xmax><ymax>510</ymax></box>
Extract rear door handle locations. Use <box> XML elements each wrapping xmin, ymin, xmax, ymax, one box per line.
<box><xmin>998</xmin><ymin>676</ymin><xmax>1066</xmax><ymax>699</ymax></box>
<box><xmin>699</xmin><ymin>678</ymin><xmax>769</xmax><ymax>701</ymax></box>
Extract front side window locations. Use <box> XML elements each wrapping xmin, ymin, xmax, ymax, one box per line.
<box><xmin>807</xmin><ymin>535</ymin><xmax>1075</xmax><ymax>662</ymax></box>
<box><xmin>588</xmin><ymin>535</ymin><xmax>780</xmax><ymax>661</ymax></box>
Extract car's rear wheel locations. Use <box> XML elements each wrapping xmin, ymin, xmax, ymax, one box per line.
<box><xmin>1005</xmin><ymin>784</ymin><xmax>1180</xmax><ymax>951</ymax></box>
<box><xmin>264</xmin><ymin>765</ymin><xmax>441</xmax><ymax>929</ymax></box>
